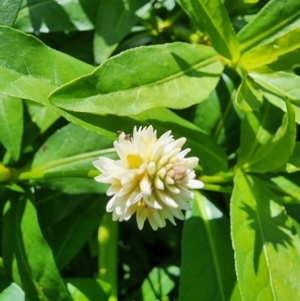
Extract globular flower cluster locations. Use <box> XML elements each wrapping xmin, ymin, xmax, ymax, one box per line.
<box><xmin>93</xmin><ymin>126</ymin><xmax>203</xmax><ymax>230</ymax></box>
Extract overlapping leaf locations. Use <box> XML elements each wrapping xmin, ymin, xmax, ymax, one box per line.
<box><xmin>0</xmin><ymin>0</ymin><xmax>22</xmax><ymax>26</ymax></box>
<box><xmin>0</xmin><ymin>95</ymin><xmax>23</xmax><ymax>161</ymax></box>
<box><xmin>50</xmin><ymin>42</ymin><xmax>224</xmax><ymax>116</ymax></box>
<box><xmin>2</xmin><ymin>191</ymin><xmax>72</xmax><ymax>301</ymax></box>
<box><xmin>238</xmin><ymin>0</ymin><xmax>300</xmax><ymax>70</ymax></box>
<box><xmin>93</xmin><ymin>0</ymin><xmax>148</xmax><ymax>63</ymax></box>
<box><xmin>179</xmin><ymin>192</ymin><xmax>241</xmax><ymax>301</ymax></box>
<box><xmin>238</xmin><ymin>99</ymin><xmax>296</xmax><ymax>173</ymax></box>
<box><xmin>31</xmin><ymin>123</ymin><xmax>114</xmax><ymax>194</ymax></box>
<box><xmin>14</xmin><ymin>0</ymin><xmax>98</xmax><ymax>32</ymax></box>
<box><xmin>231</xmin><ymin>170</ymin><xmax>300</xmax><ymax>301</ymax></box>
<box><xmin>250</xmin><ymin>71</ymin><xmax>300</xmax><ymax>124</ymax></box>
<box><xmin>176</xmin><ymin>0</ymin><xmax>239</xmax><ymax>61</ymax></box>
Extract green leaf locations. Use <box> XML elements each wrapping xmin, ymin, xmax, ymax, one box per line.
<box><xmin>31</xmin><ymin>123</ymin><xmax>114</xmax><ymax>194</ymax></box>
<box><xmin>238</xmin><ymin>100</ymin><xmax>296</xmax><ymax>173</ymax></box>
<box><xmin>0</xmin><ymin>95</ymin><xmax>23</xmax><ymax>161</ymax></box>
<box><xmin>37</xmin><ymin>193</ymin><xmax>106</xmax><ymax>270</ymax></box>
<box><xmin>285</xmin><ymin>142</ymin><xmax>300</xmax><ymax>173</ymax></box>
<box><xmin>65</xmin><ymin>278</ymin><xmax>110</xmax><ymax>301</ymax></box>
<box><xmin>250</xmin><ymin>71</ymin><xmax>300</xmax><ymax>124</ymax></box>
<box><xmin>238</xmin><ymin>0</ymin><xmax>300</xmax><ymax>69</ymax></box>
<box><xmin>0</xmin><ymin>283</ymin><xmax>25</xmax><ymax>301</ymax></box>
<box><xmin>24</xmin><ymin>100</ymin><xmax>59</xmax><ymax>134</ymax></box>
<box><xmin>142</xmin><ymin>266</ymin><xmax>179</xmax><ymax>301</ymax></box>
<box><xmin>193</xmin><ymin>74</ymin><xmax>241</xmax><ymax>156</ymax></box>
<box><xmin>270</xmin><ymin>173</ymin><xmax>300</xmax><ymax>203</ymax></box>
<box><xmin>225</xmin><ymin>0</ymin><xmax>258</xmax><ymax>16</ymax></box>
<box><xmin>14</xmin><ymin>0</ymin><xmax>98</xmax><ymax>32</ymax></box>
<box><xmin>0</xmin><ymin>0</ymin><xmax>22</xmax><ymax>26</ymax></box>
<box><xmin>231</xmin><ymin>170</ymin><xmax>300</xmax><ymax>301</ymax></box>
<box><xmin>2</xmin><ymin>191</ymin><xmax>72</xmax><ymax>301</ymax></box>
<box><xmin>50</xmin><ymin>42</ymin><xmax>224</xmax><ymax>116</ymax></box>
<box><xmin>94</xmin><ymin>0</ymin><xmax>147</xmax><ymax>63</ymax></box>
<box><xmin>179</xmin><ymin>191</ymin><xmax>241</xmax><ymax>301</ymax></box>
<box><xmin>0</xmin><ymin>25</ymin><xmax>93</xmax><ymax>105</ymax></box>
<box><xmin>176</xmin><ymin>0</ymin><xmax>240</xmax><ymax>61</ymax></box>
<box><xmin>235</xmin><ymin>75</ymin><xmax>262</xmax><ymax>111</ymax></box>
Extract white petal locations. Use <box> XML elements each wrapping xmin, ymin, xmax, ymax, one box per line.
<box><xmin>139</xmin><ymin>174</ymin><xmax>152</xmax><ymax>196</ymax></box>
<box><xmin>187</xmin><ymin>179</ymin><xmax>204</xmax><ymax>189</ymax></box>
<box><xmin>157</xmin><ymin>191</ymin><xmax>178</xmax><ymax>208</ymax></box>
<box><xmin>136</xmin><ymin>208</ymin><xmax>147</xmax><ymax>230</ymax></box>
<box><xmin>154</xmin><ymin>176</ymin><xmax>165</xmax><ymax>190</ymax></box>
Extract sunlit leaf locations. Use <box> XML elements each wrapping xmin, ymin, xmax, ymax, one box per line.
<box><xmin>179</xmin><ymin>191</ymin><xmax>241</xmax><ymax>301</ymax></box>
<box><xmin>250</xmin><ymin>71</ymin><xmax>300</xmax><ymax>124</ymax></box>
<box><xmin>231</xmin><ymin>170</ymin><xmax>300</xmax><ymax>300</ymax></box>
<box><xmin>50</xmin><ymin>43</ymin><xmax>224</xmax><ymax>116</ymax></box>
<box><xmin>65</xmin><ymin>278</ymin><xmax>110</xmax><ymax>301</ymax></box>
<box><xmin>0</xmin><ymin>95</ymin><xmax>23</xmax><ymax>161</ymax></box>
<box><xmin>238</xmin><ymin>0</ymin><xmax>300</xmax><ymax>69</ymax></box>
<box><xmin>176</xmin><ymin>0</ymin><xmax>240</xmax><ymax>61</ymax></box>
<box><xmin>0</xmin><ymin>0</ymin><xmax>22</xmax><ymax>26</ymax></box>
<box><xmin>93</xmin><ymin>0</ymin><xmax>148</xmax><ymax>63</ymax></box>
<box><xmin>142</xmin><ymin>266</ymin><xmax>179</xmax><ymax>301</ymax></box>
<box><xmin>0</xmin><ymin>283</ymin><xmax>25</xmax><ymax>301</ymax></box>
<box><xmin>31</xmin><ymin>123</ymin><xmax>114</xmax><ymax>194</ymax></box>
<box><xmin>14</xmin><ymin>0</ymin><xmax>98</xmax><ymax>32</ymax></box>
<box><xmin>238</xmin><ymin>99</ymin><xmax>296</xmax><ymax>173</ymax></box>
<box><xmin>235</xmin><ymin>75</ymin><xmax>262</xmax><ymax>111</ymax></box>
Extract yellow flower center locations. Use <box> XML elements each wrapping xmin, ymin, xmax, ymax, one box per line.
<box><xmin>127</xmin><ymin>154</ymin><xmax>143</xmax><ymax>169</ymax></box>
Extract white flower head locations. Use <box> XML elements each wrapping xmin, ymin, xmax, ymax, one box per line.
<box><xmin>93</xmin><ymin>126</ymin><xmax>204</xmax><ymax>230</ymax></box>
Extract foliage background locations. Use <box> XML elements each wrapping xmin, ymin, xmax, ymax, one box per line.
<box><xmin>1</xmin><ymin>0</ymin><xmax>300</xmax><ymax>300</ymax></box>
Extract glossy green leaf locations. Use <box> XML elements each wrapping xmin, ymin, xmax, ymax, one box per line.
<box><xmin>0</xmin><ymin>283</ymin><xmax>25</xmax><ymax>301</ymax></box>
<box><xmin>142</xmin><ymin>266</ymin><xmax>179</xmax><ymax>301</ymax></box>
<box><xmin>38</xmin><ymin>194</ymin><xmax>106</xmax><ymax>270</ymax></box>
<box><xmin>0</xmin><ymin>26</ymin><xmax>93</xmax><ymax>104</ymax></box>
<box><xmin>24</xmin><ymin>100</ymin><xmax>59</xmax><ymax>134</ymax></box>
<box><xmin>0</xmin><ymin>0</ymin><xmax>22</xmax><ymax>26</ymax></box>
<box><xmin>50</xmin><ymin>43</ymin><xmax>224</xmax><ymax>116</ymax></box>
<box><xmin>179</xmin><ymin>191</ymin><xmax>240</xmax><ymax>301</ymax></box>
<box><xmin>250</xmin><ymin>72</ymin><xmax>300</xmax><ymax>124</ymax></box>
<box><xmin>94</xmin><ymin>0</ymin><xmax>147</xmax><ymax>63</ymax></box>
<box><xmin>235</xmin><ymin>76</ymin><xmax>262</xmax><ymax>111</ymax></box>
<box><xmin>176</xmin><ymin>0</ymin><xmax>239</xmax><ymax>61</ymax></box>
<box><xmin>14</xmin><ymin>0</ymin><xmax>98</xmax><ymax>32</ymax></box>
<box><xmin>238</xmin><ymin>0</ymin><xmax>300</xmax><ymax>69</ymax></box>
<box><xmin>193</xmin><ymin>74</ymin><xmax>241</xmax><ymax>156</ymax></box>
<box><xmin>31</xmin><ymin>123</ymin><xmax>114</xmax><ymax>194</ymax></box>
<box><xmin>285</xmin><ymin>142</ymin><xmax>300</xmax><ymax>173</ymax></box>
<box><xmin>2</xmin><ymin>191</ymin><xmax>72</xmax><ymax>301</ymax></box>
<box><xmin>225</xmin><ymin>0</ymin><xmax>258</xmax><ymax>16</ymax></box>
<box><xmin>238</xmin><ymin>100</ymin><xmax>296</xmax><ymax>173</ymax></box>
<box><xmin>65</xmin><ymin>278</ymin><xmax>110</xmax><ymax>301</ymax></box>
<box><xmin>231</xmin><ymin>170</ymin><xmax>300</xmax><ymax>301</ymax></box>
<box><xmin>0</xmin><ymin>95</ymin><xmax>23</xmax><ymax>161</ymax></box>
<box><xmin>270</xmin><ymin>173</ymin><xmax>300</xmax><ymax>203</ymax></box>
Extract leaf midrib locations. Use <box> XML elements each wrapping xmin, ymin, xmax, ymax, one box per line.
<box><xmin>244</xmin><ymin>174</ymin><xmax>278</xmax><ymax>300</ymax></box>
<box><xmin>196</xmin><ymin>193</ymin><xmax>226</xmax><ymax>301</ymax></box>
<box><xmin>239</xmin><ymin>9</ymin><xmax>300</xmax><ymax>53</ymax></box>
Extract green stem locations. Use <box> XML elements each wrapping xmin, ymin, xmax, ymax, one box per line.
<box><xmin>202</xmin><ymin>183</ymin><xmax>232</xmax><ymax>194</ymax></box>
<box><xmin>200</xmin><ymin>174</ymin><xmax>233</xmax><ymax>184</ymax></box>
<box><xmin>98</xmin><ymin>214</ymin><xmax>118</xmax><ymax>301</ymax></box>
<box><xmin>31</xmin><ymin>148</ymin><xmax>115</xmax><ymax>172</ymax></box>
<box><xmin>17</xmin><ymin>170</ymin><xmax>100</xmax><ymax>181</ymax></box>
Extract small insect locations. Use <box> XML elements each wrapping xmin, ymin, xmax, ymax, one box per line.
<box><xmin>124</xmin><ymin>134</ymin><xmax>133</xmax><ymax>140</ymax></box>
<box><xmin>116</xmin><ymin>130</ymin><xmax>132</xmax><ymax>141</ymax></box>
<box><xmin>115</xmin><ymin>131</ymin><xmax>121</xmax><ymax>137</ymax></box>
